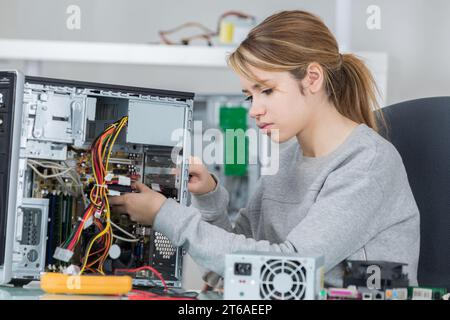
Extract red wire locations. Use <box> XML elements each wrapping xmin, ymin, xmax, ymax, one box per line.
<box><xmin>130</xmin><ymin>289</ymin><xmax>159</xmax><ymax>297</ymax></box>
<box><xmin>129</xmin><ymin>289</ymin><xmax>196</xmax><ymax>300</ymax></box>
<box><xmin>115</xmin><ymin>266</ymin><xmax>168</xmax><ymax>292</ymax></box>
<box><xmin>60</xmin><ymin>121</ymin><xmax>123</xmax><ymax>268</ymax></box>
<box><xmin>67</xmin><ymin>206</ymin><xmax>94</xmax><ymax>250</ymax></box>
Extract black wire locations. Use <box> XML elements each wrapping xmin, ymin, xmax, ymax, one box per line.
<box><xmin>133</xmin><ymin>284</ymin><xmax>199</xmax><ymax>299</ymax></box>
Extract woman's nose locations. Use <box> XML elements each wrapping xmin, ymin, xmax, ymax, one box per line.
<box><xmin>248</xmin><ymin>101</ymin><xmax>266</xmax><ymax>119</ymax></box>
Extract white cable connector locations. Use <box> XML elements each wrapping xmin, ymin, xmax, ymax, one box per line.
<box><xmin>109</xmin><ymin>220</ymin><xmax>137</xmax><ymax>239</ymax></box>
<box><xmin>113</xmin><ymin>234</ymin><xmax>140</xmax><ymax>243</ymax></box>
<box><xmin>63</xmin><ymin>264</ymin><xmax>81</xmax><ymax>275</ymax></box>
<box><xmin>53</xmin><ymin>247</ymin><xmax>74</xmax><ymax>263</ymax></box>
<box><xmin>108</xmin><ymin>189</ymin><xmax>121</xmax><ymax>197</ymax></box>
<box><xmin>118</xmin><ymin>175</ymin><xmax>131</xmax><ymax>186</ymax></box>
<box><xmin>151</xmin><ymin>183</ymin><xmax>161</xmax><ymax>192</ymax></box>
<box><xmin>94</xmin><ymin>209</ymin><xmax>102</xmax><ymax>219</ymax></box>
<box><xmin>83</xmin><ymin>215</ymin><xmax>94</xmax><ymax>229</ymax></box>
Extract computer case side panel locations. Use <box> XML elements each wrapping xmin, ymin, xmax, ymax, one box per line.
<box><xmin>0</xmin><ymin>70</ymin><xmax>25</xmax><ymax>284</ymax></box>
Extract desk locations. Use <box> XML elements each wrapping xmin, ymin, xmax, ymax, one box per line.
<box><xmin>0</xmin><ymin>282</ymin><xmax>222</xmax><ymax>300</ymax></box>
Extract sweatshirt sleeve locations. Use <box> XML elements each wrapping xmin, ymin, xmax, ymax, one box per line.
<box><xmin>153</xmin><ymin>198</ymin><xmax>296</xmax><ymax>276</ymax></box>
<box><xmin>190</xmin><ymin>174</ymin><xmax>229</xmax><ymax>217</ymax></box>
<box><xmin>154</xmin><ymin>167</ymin><xmax>385</xmax><ymax>276</ymax></box>
<box><xmin>190</xmin><ymin>173</ymin><xmax>255</xmax><ymax>238</ymax></box>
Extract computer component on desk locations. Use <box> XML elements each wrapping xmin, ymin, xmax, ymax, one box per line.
<box><xmin>326</xmin><ymin>286</ymin><xmax>361</xmax><ymax>300</ymax></box>
<box><xmin>343</xmin><ymin>260</ymin><xmax>409</xmax><ymax>290</ymax></box>
<box><xmin>0</xmin><ymin>70</ymin><xmax>194</xmax><ymax>288</ymax></box>
<box><xmin>408</xmin><ymin>287</ymin><xmax>448</xmax><ymax>300</ymax></box>
<box><xmin>224</xmin><ymin>251</ymin><xmax>324</xmax><ymax>300</ymax></box>
<box><xmin>385</xmin><ymin>288</ymin><xmax>408</xmax><ymax>300</ymax></box>
<box><xmin>358</xmin><ymin>287</ymin><xmax>386</xmax><ymax>300</ymax></box>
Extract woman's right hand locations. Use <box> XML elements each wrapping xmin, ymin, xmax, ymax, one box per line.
<box><xmin>187</xmin><ymin>156</ymin><xmax>217</xmax><ymax>195</ymax></box>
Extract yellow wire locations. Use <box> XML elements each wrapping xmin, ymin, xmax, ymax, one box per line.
<box><xmin>90</xmin><ymin>128</ymin><xmax>113</xmax><ymax>205</ymax></box>
<box><xmin>101</xmin><ymin>130</ymin><xmax>114</xmax><ymax>161</ymax></box>
<box><xmin>80</xmin><ymin>116</ymin><xmax>128</xmax><ymax>274</ymax></box>
<box><xmin>81</xmin><ymin>191</ymin><xmax>112</xmax><ymax>274</ymax></box>
<box><xmin>80</xmin><ymin>218</ymin><xmax>110</xmax><ymax>273</ymax></box>
<box><xmin>85</xmin><ymin>219</ymin><xmax>111</xmax><ymax>274</ymax></box>
<box><xmin>89</xmin><ymin>121</ymin><xmax>117</xmax><ymax>205</ymax></box>
<box><xmin>98</xmin><ymin>117</ymin><xmax>126</xmax><ymax>273</ymax></box>
<box><xmin>98</xmin><ymin>195</ymin><xmax>112</xmax><ymax>274</ymax></box>
<box><xmin>89</xmin><ymin>118</ymin><xmax>120</xmax><ymax>206</ymax></box>
<box><xmin>105</xmin><ymin>117</ymin><xmax>127</xmax><ymax>170</ymax></box>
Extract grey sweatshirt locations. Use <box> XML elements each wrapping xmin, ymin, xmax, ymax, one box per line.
<box><xmin>153</xmin><ymin>124</ymin><xmax>421</xmax><ymax>287</ymax></box>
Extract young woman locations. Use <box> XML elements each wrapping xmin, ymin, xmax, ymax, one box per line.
<box><xmin>109</xmin><ymin>10</ymin><xmax>420</xmax><ymax>288</ymax></box>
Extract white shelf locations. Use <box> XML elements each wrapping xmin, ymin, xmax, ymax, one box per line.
<box><xmin>0</xmin><ymin>38</ymin><xmax>388</xmax><ymax>103</ymax></box>
<box><xmin>0</xmin><ymin>39</ymin><xmax>386</xmax><ymax>69</ymax></box>
<box><xmin>0</xmin><ymin>38</ymin><xmax>234</xmax><ymax>67</ymax></box>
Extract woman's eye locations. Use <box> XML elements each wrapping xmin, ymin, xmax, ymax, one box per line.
<box><xmin>244</xmin><ymin>89</ymin><xmax>272</xmax><ymax>102</ymax></box>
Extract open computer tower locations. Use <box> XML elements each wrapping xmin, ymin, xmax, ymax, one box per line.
<box><xmin>0</xmin><ymin>70</ymin><xmax>193</xmax><ymax>287</ymax></box>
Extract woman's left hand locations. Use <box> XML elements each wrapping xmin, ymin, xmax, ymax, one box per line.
<box><xmin>108</xmin><ymin>182</ymin><xmax>167</xmax><ymax>226</ymax></box>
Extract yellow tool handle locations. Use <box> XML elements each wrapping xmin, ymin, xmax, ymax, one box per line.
<box><xmin>40</xmin><ymin>273</ymin><xmax>133</xmax><ymax>295</ymax></box>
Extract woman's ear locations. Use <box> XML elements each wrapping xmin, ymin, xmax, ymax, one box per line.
<box><xmin>301</xmin><ymin>62</ymin><xmax>324</xmax><ymax>94</ymax></box>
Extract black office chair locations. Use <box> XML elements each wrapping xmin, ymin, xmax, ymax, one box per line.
<box><xmin>381</xmin><ymin>97</ymin><xmax>450</xmax><ymax>290</ymax></box>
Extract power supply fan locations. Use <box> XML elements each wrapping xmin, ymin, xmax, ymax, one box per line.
<box><xmin>260</xmin><ymin>259</ymin><xmax>307</xmax><ymax>300</ymax></box>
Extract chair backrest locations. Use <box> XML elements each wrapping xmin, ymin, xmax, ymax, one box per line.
<box><xmin>381</xmin><ymin>97</ymin><xmax>450</xmax><ymax>290</ymax></box>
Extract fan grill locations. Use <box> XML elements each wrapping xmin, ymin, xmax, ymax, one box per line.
<box><xmin>260</xmin><ymin>259</ymin><xmax>307</xmax><ymax>300</ymax></box>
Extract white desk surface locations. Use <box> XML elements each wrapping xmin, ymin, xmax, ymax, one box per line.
<box><xmin>0</xmin><ymin>281</ymin><xmax>222</xmax><ymax>300</ymax></box>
